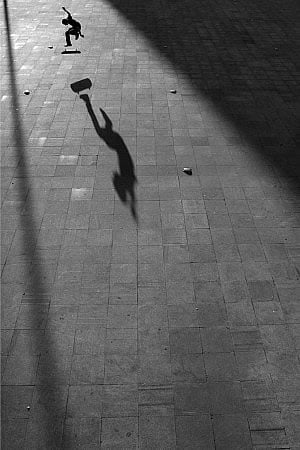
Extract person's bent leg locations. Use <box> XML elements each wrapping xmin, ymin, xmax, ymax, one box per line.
<box><xmin>65</xmin><ymin>29</ymin><xmax>72</xmax><ymax>46</ymax></box>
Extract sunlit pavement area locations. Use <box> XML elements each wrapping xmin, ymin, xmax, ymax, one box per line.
<box><xmin>1</xmin><ymin>0</ymin><xmax>300</xmax><ymax>447</ymax></box>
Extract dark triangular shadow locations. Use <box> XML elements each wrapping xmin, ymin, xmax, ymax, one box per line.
<box><xmin>101</xmin><ymin>0</ymin><xmax>300</xmax><ymax>192</ymax></box>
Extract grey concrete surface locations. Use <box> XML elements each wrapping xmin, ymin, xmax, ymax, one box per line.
<box><xmin>1</xmin><ymin>0</ymin><xmax>299</xmax><ymax>447</ymax></box>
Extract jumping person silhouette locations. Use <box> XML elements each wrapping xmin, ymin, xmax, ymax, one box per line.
<box><xmin>62</xmin><ymin>7</ymin><xmax>84</xmax><ymax>47</ymax></box>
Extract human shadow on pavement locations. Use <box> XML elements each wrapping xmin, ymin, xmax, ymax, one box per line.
<box><xmin>80</xmin><ymin>94</ymin><xmax>138</xmax><ymax>221</ymax></box>
<box><xmin>104</xmin><ymin>0</ymin><xmax>300</xmax><ymax>192</ymax></box>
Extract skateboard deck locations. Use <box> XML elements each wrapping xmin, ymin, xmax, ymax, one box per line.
<box><xmin>61</xmin><ymin>48</ymin><xmax>81</xmax><ymax>54</ymax></box>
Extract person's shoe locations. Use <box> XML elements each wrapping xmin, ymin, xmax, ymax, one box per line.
<box><xmin>75</xmin><ymin>34</ymin><xmax>79</xmax><ymax>40</ymax></box>
<box><xmin>64</xmin><ymin>43</ymin><xmax>72</xmax><ymax>47</ymax></box>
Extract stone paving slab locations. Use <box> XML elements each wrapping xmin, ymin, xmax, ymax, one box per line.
<box><xmin>1</xmin><ymin>0</ymin><xmax>300</xmax><ymax>447</ymax></box>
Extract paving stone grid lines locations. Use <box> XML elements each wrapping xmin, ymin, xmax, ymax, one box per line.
<box><xmin>1</xmin><ymin>0</ymin><xmax>300</xmax><ymax>447</ymax></box>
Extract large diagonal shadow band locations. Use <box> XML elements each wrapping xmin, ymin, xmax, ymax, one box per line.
<box><xmin>104</xmin><ymin>0</ymin><xmax>300</xmax><ymax>191</ymax></box>
<box><xmin>3</xmin><ymin>0</ymin><xmax>67</xmax><ymax>446</ymax></box>
<box><xmin>80</xmin><ymin>93</ymin><xmax>138</xmax><ymax>221</ymax></box>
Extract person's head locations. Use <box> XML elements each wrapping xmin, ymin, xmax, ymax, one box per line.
<box><xmin>62</xmin><ymin>18</ymin><xmax>68</xmax><ymax>25</ymax></box>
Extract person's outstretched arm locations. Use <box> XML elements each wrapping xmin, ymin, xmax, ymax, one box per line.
<box><xmin>62</xmin><ymin>6</ymin><xmax>72</xmax><ymax>19</ymax></box>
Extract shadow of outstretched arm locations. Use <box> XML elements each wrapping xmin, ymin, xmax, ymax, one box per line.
<box><xmin>80</xmin><ymin>94</ymin><xmax>103</xmax><ymax>136</ymax></box>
